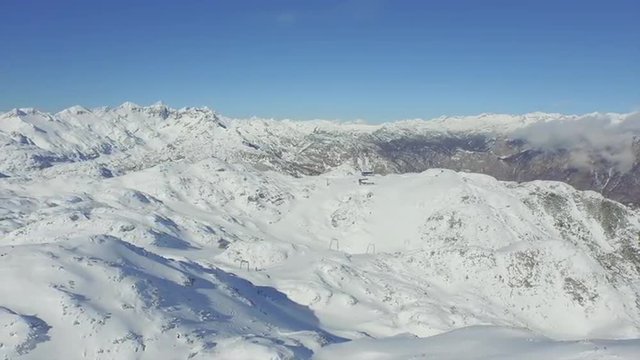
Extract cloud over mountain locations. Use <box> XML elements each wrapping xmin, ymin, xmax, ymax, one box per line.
<box><xmin>512</xmin><ymin>112</ymin><xmax>640</xmax><ymax>172</ymax></box>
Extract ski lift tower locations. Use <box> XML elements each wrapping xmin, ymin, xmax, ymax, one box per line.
<box><xmin>359</xmin><ymin>155</ymin><xmax>374</xmax><ymax>177</ymax></box>
<box><xmin>358</xmin><ymin>155</ymin><xmax>375</xmax><ymax>185</ymax></box>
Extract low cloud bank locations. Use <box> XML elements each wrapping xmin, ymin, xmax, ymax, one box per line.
<box><xmin>512</xmin><ymin>112</ymin><xmax>640</xmax><ymax>172</ymax></box>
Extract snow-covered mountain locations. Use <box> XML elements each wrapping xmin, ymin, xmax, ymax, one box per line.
<box><xmin>2</xmin><ymin>103</ymin><xmax>640</xmax><ymax>359</ymax></box>
<box><xmin>2</xmin><ymin>103</ymin><xmax>639</xmax><ymax>206</ymax></box>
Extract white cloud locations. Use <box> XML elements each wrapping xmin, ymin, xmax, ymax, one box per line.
<box><xmin>512</xmin><ymin>112</ymin><xmax>640</xmax><ymax>172</ymax></box>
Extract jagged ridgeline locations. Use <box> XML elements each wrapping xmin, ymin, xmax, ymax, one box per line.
<box><xmin>1</xmin><ymin>104</ymin><xmax>639</xmax><ymax>206</ymax></box>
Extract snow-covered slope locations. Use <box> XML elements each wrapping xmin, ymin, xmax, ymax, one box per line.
<box><xmin>314</xmin><ymin>326</ymin><xmax>640</xmax><ymax>360</ymax></box>
<box><xmin>2</xmin><ymin>103</ymin><xmax>640</xmax><ymax>358</ymax></box>
<box><xmin>2</xmin><ymin>151</ymin><xmax>640</xmax><ymax>358</ymax></box>
<box><xmin>0</xmin><ymin>235</ymin><xmax>339</xmax><ymax>359</ymax></box>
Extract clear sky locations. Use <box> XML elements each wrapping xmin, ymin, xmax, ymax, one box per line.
<box><xmin>1</xmin><ymin>0</ymin><xmax>638</xmax><ymax>122</ymax></box>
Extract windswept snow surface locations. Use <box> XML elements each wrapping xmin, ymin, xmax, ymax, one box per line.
<box><xmin>314</xmin><ymin>326</ymin><xmax>640</xmax><ymax>360</ymax></box>
<box><xmin>2</xmin><ymin>104</ymin><xmax>640</xmax><ymax>358</ymax></box>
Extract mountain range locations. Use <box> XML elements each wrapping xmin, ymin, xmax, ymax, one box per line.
<box><xmin>2</xmin><ymin>103</ymin><xmax>639</xmax><ymax>206</ymax></box>
<box><xmin>1</xmin><ymin>103</ymin><xmax>640</xmax><ymax>359</ymax></box>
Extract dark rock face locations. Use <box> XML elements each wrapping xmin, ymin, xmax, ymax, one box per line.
<box><xmin>279</xmin><ymin>131</ymin><xmax>640</xmax><ymax>207</ymax></box>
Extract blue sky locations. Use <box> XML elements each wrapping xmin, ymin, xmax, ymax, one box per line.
<box><xmin>1</xmin><ymin>0</ymin><xmax>638</xmax><ymax>122</ymax></box>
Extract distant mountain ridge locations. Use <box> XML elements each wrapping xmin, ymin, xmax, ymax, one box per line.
<box><xmin>1</xmin><ymin>103</ymin><xmax>639</xmax><ymax>205</ymax></box>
